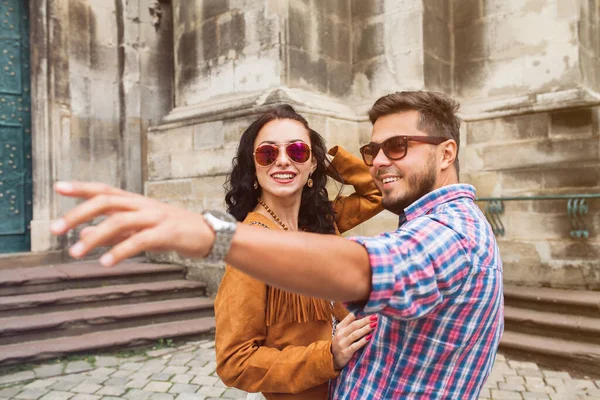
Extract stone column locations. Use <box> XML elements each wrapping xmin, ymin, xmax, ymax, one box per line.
<box><xmin>29</xmin><ymin>0</ymin><xmax>173</xmax><ymax>253</ymax></box>
<box><xmin>458</xmin><ymin>0</ymin><xmax>600</xmax><ymax>289</ymax></box>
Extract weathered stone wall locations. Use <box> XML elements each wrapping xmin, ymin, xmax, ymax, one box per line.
<box><xmin>173</xmin><ymin>0</ymin><xmax>281</xmax><ymax>106</ymax></box>
<box><xmin>29</xmin><ymin>0</ymin><xmax>173</xmax><ymax>251</ymax></box>
<box><xmin>458</xmin><ymin>1</ymin><xmax>600</xmax><ymax>289</ymax></box>
<box><xmin>141</xmin><ymin>0</ymin><xmax>600</xmax><ymax>291</ymax></box>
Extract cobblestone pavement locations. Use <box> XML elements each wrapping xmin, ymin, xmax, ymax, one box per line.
<box><xmin>0</xmin><ymin>340</ymin><xmax>598</xmax><ymax>400</ymax></box>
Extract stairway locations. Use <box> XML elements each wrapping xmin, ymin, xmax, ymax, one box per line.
<box><xmin>501</xmin><ymin>284</ymin><xmax>600</xmax><ymax>375</ymax></box>
<box><xmin>0</xmin><ymin>259</ymin><xmax>215</xmax><ymax>366</ymax></box>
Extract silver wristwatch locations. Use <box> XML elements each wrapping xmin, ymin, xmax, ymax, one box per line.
<box><xmin>201</xmin><ymin>210</ymin><xmax>238</xmax><ymax>263</ymax></box>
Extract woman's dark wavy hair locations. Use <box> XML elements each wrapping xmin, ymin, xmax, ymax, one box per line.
<box><xmin>224</xmin><ymin>104</ymin><xmax>338</xmax><ymax>234</ymax></box>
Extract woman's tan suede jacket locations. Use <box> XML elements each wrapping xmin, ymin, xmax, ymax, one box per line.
<box><xmin>214</xmin><ymin>146</ymin><xmax>383</xmax><ymax>400</ymax></box>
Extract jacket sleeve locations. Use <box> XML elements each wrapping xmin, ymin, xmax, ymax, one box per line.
<box><xmin>327</xmin><ymin>145</ymin><xmax>383</xmax><ymax>234</ymax></box>
<box><xmin>214</xmin><ymin>266</ymin><xmax>339</xmax><ymax>394</ymax></box>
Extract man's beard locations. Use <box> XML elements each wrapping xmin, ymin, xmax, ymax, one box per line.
<box><xmin>381</xmin><ymin>161</ymin><xmax>437</xmax><ymax>215</ymax></box>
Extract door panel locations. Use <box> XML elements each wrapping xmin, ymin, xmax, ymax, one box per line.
<box><xmin>0</xmin><ymin>0</ymin><xmax>32</xmax><ymax>253</ymax></box>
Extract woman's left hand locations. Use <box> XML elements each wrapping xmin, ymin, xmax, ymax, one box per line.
<box><xmin>331</xmin><ymin>313</ymin><xmax>377</xmax><ymax>370</ymax></box>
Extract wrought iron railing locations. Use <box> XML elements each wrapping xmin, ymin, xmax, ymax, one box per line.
<box><xmin>475</xmin><ymin>194</ymin><xmax>600</xmax><ymax>238</ymax></box>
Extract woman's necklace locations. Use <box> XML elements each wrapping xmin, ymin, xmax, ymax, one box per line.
<box><xmin>258</xmin><ymin>199</ymin><xmax>289</xmax><ymax>231</ymax></box>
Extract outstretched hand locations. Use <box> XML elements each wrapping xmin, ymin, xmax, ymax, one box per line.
<box><xmin>50</xmin><ymin>181</ymin><xmax>216</xmax><ymax>267</ymax></box>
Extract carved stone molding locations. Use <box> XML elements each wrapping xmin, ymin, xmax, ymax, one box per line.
<box><xmin>148</xmin><ymin>0</ymin><xmax>163</xmax><ymax>29</ymax></box>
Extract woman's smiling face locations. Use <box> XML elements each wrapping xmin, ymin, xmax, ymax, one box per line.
<box><xmin>253</xmin><ymin>118</ymin><xmax>316</xmax><ymax>200</ymax></box>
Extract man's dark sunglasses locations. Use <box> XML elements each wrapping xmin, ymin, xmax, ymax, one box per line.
<box><xmin>359</xmin><ymin>135</ymin><xmax>448</xmax><ymax>166</ymax></box>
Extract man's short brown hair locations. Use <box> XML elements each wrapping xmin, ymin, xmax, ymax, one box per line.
<box><xmin>368</xmin><ymin>91</ymin><xmax>461</xmax><ymax>174</ymax></box>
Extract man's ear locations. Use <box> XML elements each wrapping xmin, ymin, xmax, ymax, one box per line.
<box><xmin>440</xmin><ymin>140</ymin><xmax>457</xmax><ymax>170</ymax></box>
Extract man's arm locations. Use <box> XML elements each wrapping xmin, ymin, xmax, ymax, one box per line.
<box><xmin>227</xmin><ymin>224</ymin><xmax>372</xmax><ymax>301</ymax></box>
<box><xmin>51</xmin><ymin>181</ymin><xmax>372</xmax><ymax>302</ymax></box>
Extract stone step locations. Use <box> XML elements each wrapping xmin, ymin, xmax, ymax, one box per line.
<box><xmin>504</xmin><ymin>305</ymin><xmax>600</xmax><ymax>344</ymax></box>
<box><xmin>0</xmin><ymin>260</ymin><xmax>185</xmax><ymax>296</ymax></box>
<box><xmin>0</xmin><ymin>251</ymin><xmax>65</xmax><ymax>270</ymax></box>
<box><xmin>500</xmin><ymin>330</ymin><xmax>600</xmax><ymax>376</ymax></box>
<box><xmin>503</xmin><ymin>284</ymin><xmax>600</xmax><ymax>318</ymax></box>
<box><xmin>0</xmin><ymin>297</ymin><xmax>215</xmax><ymax>345</ymax></box>
<box><xmin>0</xmin><ymin>280</ymin><xmax>206</xmax><ymax>318</ymax></box>
<box><xmin>0</xmin><ymin>317</ymin><xmax>216</xmax><ymax>366</ymax></box>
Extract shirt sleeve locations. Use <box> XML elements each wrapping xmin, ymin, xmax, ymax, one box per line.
<box><xmin>214</xmin><ymin>266</ymin><xmax>339</xmax><ymax>394</ymax></box>
<box><xmin>327</xmin><ymin>146</ymin><xmax>383</xmax><ymax>233</ymax></box>
<box><xmin>346</xmin><ymin>218</ymin><xmax>471</xmax><ymax>320</ymax></box>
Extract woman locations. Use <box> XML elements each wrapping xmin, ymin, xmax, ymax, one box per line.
<box><xmin>214</xmin><ymin>105</ymin><xmax>382</xmax><ymax>400</ymax></box>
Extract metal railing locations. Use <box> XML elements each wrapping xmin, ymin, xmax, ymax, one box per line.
<box><xmin>475</xmin><ymin>194</ymin><xmax>600</xmax><ymax>238</ymax></box>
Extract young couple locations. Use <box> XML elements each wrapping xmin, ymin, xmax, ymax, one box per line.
<box><xmin>51</xmin><ymin>91</ymin><xmax>503</xmax><ymax>400</ymax></box>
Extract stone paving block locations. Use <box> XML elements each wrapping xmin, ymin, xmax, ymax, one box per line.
<box><xmin>202</xmin><ymin>363</ymin><xmax>216</xmax><ymax>373</ymax></box>
<box><xmin>195</xmin><ymin>387</ymin><xmax>224</xmax><ymax>397</ymax></box>
<box><xmin>187</xmin><ymin>368</ymin><xmax>213</xmax><ymax>377</ymax></box>
<box><xmin>24</xmin><ymin>379</ymin><xmax>57</xmax><ymax>390</ymax></box>
<box><xmin>0</xmin><ymin>371</ymin><xmax>35</xmax><ymax>385</ymax></box>
<box><xmin>111</xmin><ymin>370</ymin><xmax>133</xmax><ymax>378</ymax></box>
<box><xmin>146</xmin><ymin>349</ymin><xmax>175</xmax><ymax>358</ymax></box>
<box><xmin>144</xmin><ymin>382</ymin><xmax>172</xmax><ymax>393</ymax></box>
<box><xmin>121</xmin><ymin>363</ymin><xmax>145</xmax><ymax>372</ymax></box>
<box><xmin>64</xmin><ymin>362</ymin><xmax>93</xmax><ymax>375</ymax></box>
<box><xmin>542</xmin><ymin>371</ymin><xmax>571</xmax><ymax>379</ymax></box>
<box><xmin>189</xmin><ymin>377</ymin><xmax>218</xmax><ymax>387</ymax></box>
<box><xmin>479</xmin><ymin>388</ymin><xmax>491</xmax><ymax>399</ymax></box>
<box><xmin>571</xmin><ymin>379</ymin><xmax>596</xmax><ymax>390</ymax></box>
<box><xmin>490</xmin><ymin>389</ymin><xmax>523</xmax><ymax>399</ymax></box>
<box><xmin>221</xmin><ymin>388</ymin><xmax>246</xmax><ymax>399</ymax></box>
<box><xmin>167</xmin><ymin>355</ymin><xmax>194</xmax><ymax>366</ymax></box>
<box><xmin>141</xmin><ymin>360</ymin><xmax>168</xmax><ymax>372</ymax></box>
<box><xmin>124</xmin><ymin>390</ymin><xmax>153</xmax><ymax>400</ymax></box>
<box><xmin>522</xmin><ymin>393</ymin><xmax>549</xmax><ymax>399</ymax></box>
<box><xmin>168</xmin><ymin>384</ymin><xmax>198</xmax><ymax>394</ymax></box>
<box><xmin>149</xmin><ymin>374</ymin><xmax>172</xmax><ymax>382</ymax></box>
<box><xmin>34</xmin><ymin>365</ymin><xmax>64</xmax><ymax>379</ymax></box>
<box><xmin>126</xmin><ymin>380</ymin><xmax>150</xmax><ymax>389</ymax></box>
<box><xmin>545</xmin><ymin>377</ymin><xmax>566</xmax><ymax>388</ymax></box>
<box><xmin>88</xmin><ymin>368</ymin><xmax>115</xmax><ymax>378</ymax></box>
<box><xmin>505</xmin><ymin>376</ymin><xmax>525</xmax><ymax>385</ymax></box>
<box><xmin>499</xmin><ymin>382</ymin><xmax>526</xmax><ymax>392</ymax></box>
<box><xmin>38</xmin><ymin>391</ymin><xmax>74</xmax><ymax>400</ymax></box>
<box><xmin>0</xmin><ymin>386</ymin><xmax>24</xmax><ymax>398</ymax></box>
<box><xmin>93</xmin><ymin>357</ymin><xmax>120</xmax><ymax>368</ymax></box>
<box><xmin>161</xmin><ymin>367</ymin><xmax>189</xmax><ymax>376</ymax></box>
<box><xmin>103</xmin><ymin>377</ymin><xmax>129</xmax><ymax>386</ymax></box>
<box><xmin>508</xmin><ymin>361</ymin><xmax>539</xmax><ymax>370</ymax></box>
<box><xmin>78</xmin><ymin>378</ymin><xmax>106</xmax><ymax>386</ymax></box>
<box><xmin>71</xmin><ymin>383</ymin><xmax>101</xmax><ymax>395</ymax></box>
<box><xmin>148</xmin><ymin>394</ymin><xmax>174</xmax><ymax>400</ymax></box>
<box><xmin>174</xmin><ymin>394</ymin><xmax>207</xmax><ymax>400</ymax></box>
<box><xmin>15</xmin><ymin>389</ymin><xmax>49</xmax><ymax>400</ymax></box>
<box><xmin>128</xmin><ymin>373</ymin><xmax>152</xmax><ymax>381</ymax></box>
<box><xmin>101</xmin><ymin>397</ymin><xmax>123</xmax><ymax>400</ymax></box>
<box><xmin>48</xmin><ymin>381</ymin><xmax>79</xmax><ymax>392</ymax></box>
<box><xmin>518</xmin><ymin>369</ymin><xmax>543</xmax><ymax>378</ymax></box>
<box><xmin>198</xmin><ymin>343</ymin><xmax>214</xmax><ymax>350</ymax></box>
<box><xmin>69</xmin><ymin>395</ymin><xmax>101</xmax><ymax>400</ymax></box>
<box><xmin>96</xmin><ymin>385</ymin><xmax>127</xmax><ymax>396</ymax></box>
<box><xmin>213</xmin><ymin>381</ymin><xmax>226</xmax><ymax>388</ymax></box>
<box><xmin>170</xmin><ymin>375</ymin><xmax>193</xmax><ymax>384</ymax></box>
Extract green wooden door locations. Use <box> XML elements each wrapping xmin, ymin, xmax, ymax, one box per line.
<box><xmin>0</xmin><ymin>0</ymin><xmax>32</xmax><ymax>253</ymax></box>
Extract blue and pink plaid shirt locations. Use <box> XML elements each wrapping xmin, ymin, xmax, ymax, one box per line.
<box><xmin>330</xmin><ymin>184</ymin><xmax>504</xmax><ymax>399</ymax></box>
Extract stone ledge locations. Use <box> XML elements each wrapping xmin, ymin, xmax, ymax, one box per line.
<box><xmin>150</xmin><ymin>86</ymin><xmax>362</xmax><ymax>132</ymax></box>
<box><xmin>460</xmin><ymin>88</ymin><xmax>600</xmax><ymax>121</ymax></box>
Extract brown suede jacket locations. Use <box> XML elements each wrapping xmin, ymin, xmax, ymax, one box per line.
<box><xmin>214</xmin><ymin>146</ymin><xmax>383</xmax><ymax>400</ymax></box>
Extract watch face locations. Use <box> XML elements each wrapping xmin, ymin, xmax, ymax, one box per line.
<box><xmin>207</xmin><ymin>210</ymin><xmax>237</xmax><ymax>224</ymax></box>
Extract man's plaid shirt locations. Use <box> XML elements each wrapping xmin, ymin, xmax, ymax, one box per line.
<box><xmin>330</xmin><ymin>184</ymin><xmax>504</xmax><ymax>399</ymax></box>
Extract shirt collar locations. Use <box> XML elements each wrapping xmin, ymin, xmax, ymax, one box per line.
<box><xmin>398</xmin><ymin>184</ymin><xmax>476</xmax><ymax>226</ymax></box>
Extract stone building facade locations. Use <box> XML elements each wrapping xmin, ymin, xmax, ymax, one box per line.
<box><xmin>3</xmin><ymin>0</ymin><xmax>599</xmax><ymax>294</ymax></box>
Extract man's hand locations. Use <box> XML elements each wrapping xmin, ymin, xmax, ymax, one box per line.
<box><xmin>50</xmin><ymin>181</ymin><xmax>217</xmax><ymax>267</ymax></box>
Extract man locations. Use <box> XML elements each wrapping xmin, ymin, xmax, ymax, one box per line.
<box><xmin>51</xmin><ymin>91</ymin><xmax>503</xmax><ymax>399</ymax></box>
